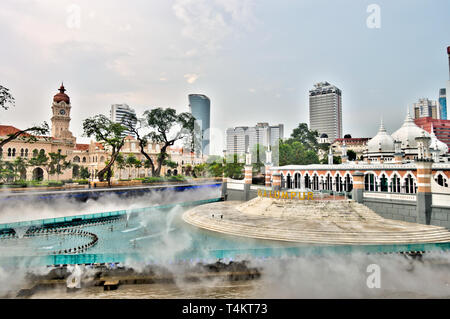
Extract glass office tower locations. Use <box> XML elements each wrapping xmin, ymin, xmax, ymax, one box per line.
<box><xmin>188</xmin><ymin>94</ymin><xmax>210</xmax><ymax>156</ymax></box>
<box><xmin>439</xmin><ymin>88</ymin><xmax>447</xmax><ymax>120</ymax></box>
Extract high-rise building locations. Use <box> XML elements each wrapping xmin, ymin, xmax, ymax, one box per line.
<box><xmin>446</xmin><ymin>46</ymin><xmax>450</xmax><ymax>120</ymax></box>
<box><xmin>439</xmin><ymin>88</ymin><xmax>447</xmax><ymax>120</ymax></box>
<box><xmin>414</xmin><ymin>117</ymin><xmax>450</xmax><ymax>150</ymax></box>
<box><xmin>188</xmin><ymin>94</ymin><xmax>210</xmax><ymax>156</ymax></box>
<box><xmin>110</xmin><ymin>104</ymin><xmax>137</xmax><ymax>137</ymax></box>
<box><xmin>226</xmin><ymin>123</ymin><xmax>284</xmax><ymax>156</ymax></box>
<box><xmin>413</xmin><ymin>98</ymin><xmax>439</xmax><ymax>119</ymax></box>
<box><xmin>309</xmin><ymin>82</ymin><xmax>342</xmax><ymax>141</ymax></box>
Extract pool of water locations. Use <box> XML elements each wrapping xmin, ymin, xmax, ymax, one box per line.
<box><xmin>1</xmin><ymin>196</ymin><xmax>450</xmax><ymax>268</ymax></box>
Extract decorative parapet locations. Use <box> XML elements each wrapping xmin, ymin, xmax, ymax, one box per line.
<box><xmin>363</xmin><ymin>192</ymin><xmax>416</xmax><ymax>202</ymax></box>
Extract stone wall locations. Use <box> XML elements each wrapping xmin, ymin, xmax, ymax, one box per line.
<box><xmin>362</xmin><ymin>198</ymin><xmax>417</xmax><ymax>223</ymax></box>
<box><xmin>430</xmin><ymin>206</ymin><xmax>450</xmax><ymax>228</ymax></box>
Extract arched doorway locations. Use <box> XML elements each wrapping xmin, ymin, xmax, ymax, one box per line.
<box><xmin>32</xmin><ymin>167</ymin><xmax>44</xmax><ymax>181</ymax></box>
<box><xmin>294</xmin><ymin>173</ymin><xmax>301</xmax><ymax>189</ymax></box>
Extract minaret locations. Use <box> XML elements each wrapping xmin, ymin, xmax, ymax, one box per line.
<box><xmin>328</xmin><ymin>147</ymin><xmax>333</xmax><ymax>165</ymax></box>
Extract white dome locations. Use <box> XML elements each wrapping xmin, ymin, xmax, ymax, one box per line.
<box><xmin>367</xmin><ymin>120</ymin><xmax>395</xmax><ymax>154</ymax></box>
<box><xmin>391</xmin><ymin>111</ymin><xmax>430</xmax><ymax>149</ymax></box>
<box><xmin>430</xmin><ymin>125</ymin><xmax>448</xmax><ymax>155</ymax></box>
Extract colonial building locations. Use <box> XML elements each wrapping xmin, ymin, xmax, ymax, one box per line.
<box><xmin>0</xmin><ymin>84</ymin><xmax>205</xmax><ymax>182</ymax></box>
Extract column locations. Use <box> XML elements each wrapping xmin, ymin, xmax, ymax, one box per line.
<box><xmin>272</xmin><ymin>172</ymin><xmax>281</xmax><ymax>191</ymax></box>
<box><xmin>416</xmin><ymin>160</ymin><xmax>433</xmax><ymax>225</ymax></box>
<box><xmin>352</xmin><ymin>171</ymin><xmax>364</xmax><ymax>203</ymax></box>
<box><xmin>265</xmin><ymin>164</ymin><xmax>272</xmax><ymax>187</ymax></box>
<box><xmin>244</xmin><ymin>164</ymin><xmax>252</xmax><ymax>201</ymax></box>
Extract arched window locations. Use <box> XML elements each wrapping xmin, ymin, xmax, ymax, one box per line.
<box><xmin>25</xmin><ymin>149</ymin><xmax>28</xmax><ymax>157</ymax></box>
<box><xmin>325</xmin><ymin>174</ymin><xmax>332</xmax><ymax>190</ymax></box>
<box><xmin>73</xmin><ymin>156</ymin><xmax>80</xmax><ymax>163</ymax></box>
<box><xmin>312</xmin><ymin>175</ymin><xmax>319</xmax><ymax>190</ymax></box>
<box><xmin>294</xmin><ymin>173</ymin><xmax>301</xmax><ymax>189</ymax></box>
<box><xmin>304</xmin><ymin>173</ymin><xmax>311</xmax><ymax>189</ymax></box>
<box><xmin>380</xmin><ymin>174</ymin><xmax>388</xmax><ymax>192</ymax></box>
<box><xmin>7</xmin><ymin>148</ymin><xmax>11</xmax><ymax>157</ymax></box>
<box><xmin>391</xmin><ymin>175</ymin><xmax>401</xmax><ymax>193</ymax></box>
<box><xmin>405</xmin><ymin>174</ymin><xmax>416</xmax><ymax>194</ymax></box>
<box><xmin>39</xmin><ymin>149</ymin><xmax>45</xmax><ymax>156</ymax></box>
<box><xmin>82</xmin><ymin>157</ymin><xmax>86</xmax><ymax>163</ymax></box>
<box><xmin>33</xmin><ymin>149</ymin><xmax>38</xmax><ymax>157</ymax></box>
<box><xmin>286</xmin><ymin>174</ymin><xmax>292</xmax><ymax>189</ymax></box>
<box><xmin>436</xmin><ymin>174</ymin><xmax>448</xmax><ymax>187</ymax></box>
<box><xmin>100</xmin><ymin>156</ymin><xmax>105</xmax><ymax>163</ymax></box>
<box><xmin>335</xmin><ymin>174</ymin><xmax>343</xmax><ymax>192</ymax></box>
<box><xmin>20</xmin><ymin>148</ymin><xmax>24</xmax><ymax>157</ymax></box>
<box><xmin>365</xmin><ymin>173</ymin><xmax>376</xmax><ymax>191</ymax></box>
<box><xmin>344</xmin><ymin>174</ymin><xmax>352</xmax><ymax>192</ymax></box>
<box><xmin>12</xmin><ymin>148</ymin><xmax>16</xmax><ymax>157</ymax></box>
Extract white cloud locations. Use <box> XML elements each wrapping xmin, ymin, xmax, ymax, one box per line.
<box><xmin>172</xmin><ymin>0</ymin><xmax>256</xmax><ymax>52</ymax></box>
<box><xmin>184</xmin><ymin>73</ymin><xmax>199</xmax><ymax>84</ymax></box>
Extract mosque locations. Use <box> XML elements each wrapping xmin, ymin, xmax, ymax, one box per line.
<box><xmin>265</xmin><ymin>110</ymin><xmax>450</xmax><ymax>194</ymax></box>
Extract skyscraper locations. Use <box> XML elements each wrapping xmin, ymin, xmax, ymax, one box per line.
<box><xmin>226</xmin><ymin>123</ymin><xmax>284</xmax><ymax>157</ymax></box>
<box><xmin>110</xmin><ymin>104</ymin><xmax>137</xmax><ymax>137</ymax></box>
<box><xmin>188</xmin><ymin>94</ymin><xmax>210</xmax><ymax>156</ymax></box>
<box><xmin>439</xmin><ymin>88</ymin><xmax>447</xmax><ymax>120</ymax></box>
<box><xmin>413</xmin><ymin>98</ymin><xmax>439</xmax><ymax>119</ymax></box>
<box><xmin>446</xmin><ymin>46</ymin><xmax>450</xmax><ymax>120</ymax></box>
<box><xmin>309</xmin><ymin>82</ymin><xmax>342</xmax><ymax>141</ymax></box>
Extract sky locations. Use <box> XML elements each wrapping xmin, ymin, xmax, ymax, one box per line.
<box><xmin>0</xmin><ymin>0</ymin><xmax>449</xmax><ymax>154</ymax></box>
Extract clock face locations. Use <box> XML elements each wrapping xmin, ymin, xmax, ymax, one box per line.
<box><xmin>59</xmin><ymin>109</ymin><xmax>66</xmax><ymax>115</ymax></box>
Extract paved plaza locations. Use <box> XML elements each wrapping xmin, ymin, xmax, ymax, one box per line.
<box><xmin>183</xmin><ymin>197</ymin><xmax>450</xmax><ymax>245</ymax></box>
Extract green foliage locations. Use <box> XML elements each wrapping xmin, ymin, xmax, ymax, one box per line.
<box><xmin>48</xmin><ymin>152</ymin><xmax>71</xmax><ymax>181</ymax></box>
<box><xmin>279</xmin><ymin>140</ymin><xmax>320</xmax><ymax>166</ymax></box>
<box><xmin>347</xmin><ymin>149</ymin><xmax>357</xmax><ymax>161</ymax></box>
<box><xmin>79</xmin><ymin>167</ymin><xmax>90</xmax><ymax>179</ymax></box>
<box><xmin>82</xmin><ymin>115</ymin><xmax>126</xmax><ymax>183</ymax></box>
<box><xmin>290</xmin><ymin>123</ymin><xmax>319</xmax><ymax>151</ymax></box>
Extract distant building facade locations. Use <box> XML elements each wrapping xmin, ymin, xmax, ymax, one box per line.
<box><xmin>110</xmin><ymin>104</ymin><xmax>137</xmax><ymax>137</ymax></box>
<box><xmin>188</xmin><ymin>94</ymin><xmax>210</xmax><ymax>156</ymax></box>
<box><xmin>309</xmin><ymin>82</ymin><xmax>342</xmax><ymax>141</ymax></box>
<box><xmin>415</xmin><ymin>117</ymin><xmax>450</xmax><ymax>151</ymax></box>
<box><xmin>226</xmin><ymin>123</ymin><xmax>284</xmax><ymax>156</ymax></box>
<box><xmin>413</xmin><ymin>98</ymin><xmax>439</xmax><ymax>119</ymax></box>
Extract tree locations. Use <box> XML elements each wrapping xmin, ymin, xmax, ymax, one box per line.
<box><xmin>80</xmin><ymin>167</ymin><xmax>90</xmax><ymax>179</ymax></box>
<box><xmin>28</xmin><ymin>150</ymin><xmax>49</xmax><ymax>180</ymax></box>
<box><xmin>224</xmin><ymin>154</ymin><xmax>244</xmax><ymax>179</ymax></box>
<box><xmin>126</xmin><ymin>154</ymin><xmax>139</xmax><ymax>178</ymax></box>
<box><xmin>115</xmin><ymin>153</ymin><xmax>125</xmax><ymax>179</ymax></box>
<box><xmin>347</xmin><ymin>149</ymin><xmax>357</xmax><ymax>161</ymax></box>
<box><xmin>12</xmin><ymin>157</ymin><xmax>28</xmax><ymax>181</ymax></box>
<box><xmin>290</xmin><ymin>123</ymin><xmax>319</xmax><ymax>152</ymax></box>
<box><xmin>0</xmin><ymin>85</ymin><xmax>15</xmax><ymax>110</ymax></box>
<box><xmin>0</xmin><ymin>85</ymin><xmax>50</xmax><ymax>149</ymax></box>
<box><xmin>122</xmin><ymin>108</ymin><xmax>195</xmax><ymax>177</ymax></box>
<box><xmin>83</xmin><ymin>115</ymin><xmax>126</xmax><ymax>185</ymax></box>
<box><xmin>0</xmin><ymin>159</ymin><xmax>16</xmax><ymax>183</ymax></box>
<box><xmin>48</xmin><ymin>152</ymin><xmax>71</xmax><ymax>181</ymax></box>
<box><xmin>135</xmin><ymin>160</ymin><xmax>142</xmax><ymax>178</ymax></box>
<box><xmin>279</xmin><ymin>140</ymin><xmax>320</xmax><ymax>166</ymax></box>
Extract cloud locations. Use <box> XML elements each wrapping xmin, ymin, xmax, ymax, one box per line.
<box><xmin>184</xmin><ymin>73</ymin><xmax>199</xmax><ymax>84</ymax></box>
<box><xmin>172</xmin><ymin>0</ymin><xmax>256</xmax><ymax>52</ymax></box>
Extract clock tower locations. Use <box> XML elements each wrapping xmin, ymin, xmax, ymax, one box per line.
<box><xmin>51</xmin><ymin>83</ymin><xmax>75</xmax><ymax>142</ymax></box>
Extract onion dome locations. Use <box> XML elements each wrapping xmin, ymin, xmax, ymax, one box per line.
<box><xmin>53</xmin><ymin>83</ymin><xmax>70</xmax><ymax>104</ymax></box>
<box><xmin>429</xmin><ymin>124</ymin><xmax>448</xmax><ymax>155</ymax></box>
<box><xmin>367</xmin><ymin>119</ymin><xmax>395</xmax><ymax>153</ymax></box>
<box><xmin>391</xmin><ymin>110</ymin><xmax>430</xmax><ymax>149</ymax></box>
